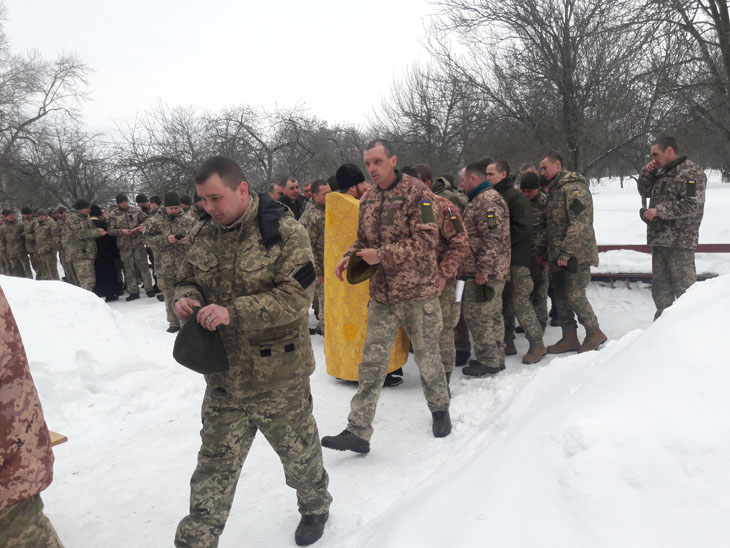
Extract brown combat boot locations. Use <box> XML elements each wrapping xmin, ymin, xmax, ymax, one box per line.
<box><xmin>522</xmin><ymin>345</ymin><xmax>547</xmax><ymax>364</ymax></box>
<box><xmin>578</xmin><ymin>329</ymin><xmax>607</xmax><ymax>353</ymax></box>
<box><xmin>505</xmin><ymin>339</ymin><xmax>517</xmax><ymax>355</ymax></box>
<box><xmin>547</xmin><ymin>328</ymin><xmax>580</xmax><ymax>354</ymax></box>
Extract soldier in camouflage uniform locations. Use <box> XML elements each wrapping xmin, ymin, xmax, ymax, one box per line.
<box><xmin>0</xmin><ymin>214</ymin><xmax>6</xmax><ymax>275</ymax></box>
<box><xmin>21</xmin><ymin>208</ymin><xmax>40</xmax><ymax>279</ymax></box>
<box><xmin>143</xmin><ymin>193</ymin><xmax>195</xmax><ymax>332</ymax></box>
<box><xmin>300</xmin><ymin>179</ymin><xmax>330</xmax><ymax>337</ymax></box>
<box><xmin>0</xmin><ymin>210</ymin><xmax>32</xmax><ymax>278</ymax></box>
<box><xmin>61</xmin><ymin>199</ymin><xmax>106</xmax><ymax>291</ymax></box>
<box><xmin>458</xmin><ymin>162</ymin><xmax>511</xmax><ymax>377</ymax></box>
<box><xmin>0</xmin><ymin>285</ymin><xmax>64</xmax><ymax>548</ymax></box>
<box><xmin>107</xmin><ymin>194</ymin><xmax>154</xmax><ymax>301</ymax></box>
<box><xmin>520</xmin><ymin>172</ymin><xmax>549</xmax><ymax>329</ymax></box>
<box><xmin>173</xmin><ymin>156</ymin><xmax>331</xmax><ymax>547</ymax></box>
<box><xmin>31</xmin><ymin>209</ymin><xmax>60</xmax><ymax>280</ymax></box>
<box><xmin>540</xmin><ymin>151</ymin><xmax>606</xmax><ymax>354</ymax></box>
<box><xmin>637</xmin><ymin>136</ymin><xmax>706</xmax><ymax>320</ymax></box>
<box><xmin>54</xmin><ymin>208</ymin><xmax>76</xmax><ymax>284</ymax></box>
<box><xmin>321</xmin><ymin>140</ymin><xmax>452</xmax><ymax>453</ymax></box>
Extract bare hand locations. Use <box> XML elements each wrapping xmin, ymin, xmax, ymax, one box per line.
<box><xmin>317</xmin><ymin>275</ymin><xmax>324</xmax><ymax>285</ymax></box>
<box><xmin>476</xmin><ymin>273</ymin><xmax>489</xmax><ymax>285</ymax></box>
<box><xmin>438</xmin><ymin>277</ymin><xmax>446</xmax><ymax>294</ymax></box>
<box><xmin>197</xmin><ymin>304</ymin><xmax>230</xmax><ymax>331</ymax></box>
<box><xmin>97</xmin><ymin>228</ymin><xmax>107</xmax><ymax>236</ymax></box>
<box><xmin>557</xmin><ymin>259</ymin><xmax>568</xmax><ymax>267</ymax></box>
<box><xmin>177</xmin><ymin>236</ymin><xmax>189</xmax><ymax>244</ymax></box>
<box><xmin>167</xmin><ymin>234</ymin><xmax>177</xmax><ymax>244</ymax></box>
<box><xmin>645</xmin><ymin>160</ymin><xmax>658</xmax><ymax>172</ymax></box>
<box><xmin>121</xmin><ymin>228</ymin><xmax>131</xmax><ymax>236</ymax></box>
<box><xmin>335</xmin><ymin>256</ymin><xmax>349</xmax><ymax>282</ymax></box>
<box><xmin>643</xmin><ymin>208</ymin><xmax>659</xmax><ymax>221</ymax></box>
<box><xmin>357</xmin><ymin>248</ymin><xmax>380</xmax><ymax>265</ymax></box>
<box><xmin>174</xmin><ymin>297</ymin><xmax>201</xmax><ymax>319</ymax></box>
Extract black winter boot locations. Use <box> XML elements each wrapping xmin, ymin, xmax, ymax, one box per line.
<box><xmin>295</xmin><ymin>512</ymin><xmax>329</xmax><ymax>546</ymax></box>
<box><xmin>432</xmin><ymin>411</ymin><xmax>452</xmax><ymax>438</ymax></box>
<box><xmin>321</xmin><ymin>430</ymin><xmax>370</xmax><ymax>454</ymax></box>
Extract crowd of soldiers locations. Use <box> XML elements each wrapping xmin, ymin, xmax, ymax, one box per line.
<box><xmin>0</xmin><ymin>136</ymin><xmax>706</xmax><ymax>548</ymax></box>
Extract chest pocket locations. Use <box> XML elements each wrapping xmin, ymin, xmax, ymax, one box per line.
<box><xmin>250</xmin><ymin>327</ymin><xmax>312</xmax><ymax>387</ymax></box>
<box><xmin>188</xmin><ymin>245</ymin><xmax>220</xmax><ymax>293</ymax></box>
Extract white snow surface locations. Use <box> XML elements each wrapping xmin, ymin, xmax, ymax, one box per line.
<box><xmin>2</xmin><ymin>175</ymin><xmax>730</xmax><ymax>547</ymax></box>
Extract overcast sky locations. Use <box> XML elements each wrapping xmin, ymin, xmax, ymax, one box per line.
<box><xmin>3</xmin><ymin>0</ymin><xmax>436</xmax><ymax>135</ymax></box>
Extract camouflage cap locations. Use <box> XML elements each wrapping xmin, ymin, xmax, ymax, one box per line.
<box><xmin>346</xmin><ymin>254</ymin><xmax>377</xmax><ymax>284</ymax></box>
<box><xmin>36</xmin><ymin>208</ymin><xmax>48</xmax><ymax>216</ymax></box>
<box><xmin>173</xmin><ymin>307</ymin><xmax>229</xmax><ymax>374</ymax></box>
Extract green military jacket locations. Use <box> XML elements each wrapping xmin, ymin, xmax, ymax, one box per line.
<box><xmin>174</xmin><ymin>193</ymin><xmax>316</xmax><ymax>397</ymax></box>
<box><xmin>107</xmin><ymin>205</ymin><xmax>147</xmax><ymax>250</ymax></box>
<box><xmin>23</xmin><ymin>219</ymin><xmax>37</xmax><ymax>254</ymax></box>
<box><xmin>62</xmin><ymin>211</ymin><xmax>99</xmax><ymax>261</ymax></box>
<box><xmin>300</xmin><ymin>201</ymin><xmax>325</xmax><ymax>278</ymax></box>
<box><xmin>0</xmin><ymin>221</ymin><xmax>27</xmax><ymax>257</ymax></box>
<box><xmin>545</xmin><ymin>171</ymin><xmax>599</xmax><ymax>267</ymax></box>
<box><xmin>33</xmin><ymin>219</ymin><xmax>58</xmax><ymax>255</ymax></box>
<box><xmin>637</xmin><ymin>157</ymin><xmax>706</xmax><ymax>250</ymax></box>
<box><xmin>431</xmin><ymin>177</ymin><xmax>468</xmax><ymax>212</ymax></box>
<box><xmin>143</xmin><ymin>210</ymin><xmax>196</xmax><ymax>279</ymax></box>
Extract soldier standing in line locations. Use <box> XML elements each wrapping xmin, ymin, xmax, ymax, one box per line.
<box><xmin>277</xmin><ymin>176</ymin><xmax>308</xmax><ymax>220</ymax></box>
<box><xmin>0</xmin><ymin>210</ymin><xmax>32</xmax><ymax>279</ymax></box>
<box><xmin>21</xmin><ymin>208</ymin><xmax>41</xmax><ymax>279</ymax></box>
<box><xmin>173</xmin><ymin>156</ymin><xmax>331</xmax><ymax>547</ymax></box>
<box><xmin>62</xmin><ymin>199</ymin><xmax>106</xmax><ymax>291</ymax></box>
<box><xmin>135</xmin><ymin>193</ymin><xmax>151</xmax><ymax>216</ymax></box>
<box><xmin>459</xmin><ymin>162</ymin><xmax>512</xmax><ymax>377</ymax></box>
<box><xmin>520</xmin><ymin>172</ymin><xmax>549</xmax><ymax>330</ymax></box>
<box><xmin>54</xmin><ymin>207</ymin><xmax>76</xmax><ymax>284</ymax></box>
<box><xmin>179</xmin><ymin>195</ymin><xmax>193</xmax><ymax>216</ymax></box>
<box><xmin>321</xmin><ymin>139</ymin><xmax>452</xmax><ymax>454</ymax></box>
<box><xmin>143</xmin><ymin>193</ymin><xmax>195</xmax><ymax>333</ymax></box>
<box><xmin>637</xmin><ymin>136</ymin><xmax>706</xmax><ymax>320</ymax></box>
<box><xmin>149</xmin><ymin>195</ymin><xmax>162</xmax><ymax>215</ymax></box>
<box><xmin>107</xmin><ymin>194</ymin><xmax>155</xmax><ymax>301</ymax></box>
<box><xmin>300</xmin><ymin>179</ymin><xmax>331</xmax><ymax>337</ymax></box>
<box><xmin>540</xmin><ymin>151</ymin><xmax>607</xmax><ymax>354</ymax></box>
<box><xmin>31</xmin><ymin>209</ymin><xmax>60</xmax><ymax>280</ymax></box>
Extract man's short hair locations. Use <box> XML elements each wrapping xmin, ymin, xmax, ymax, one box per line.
<box><xmin>401</xmin><ymin>166</ymin><xmax>419</xmax><ymax>178</ymax></box>
<box><xmin>311</xmin><ymin>179</ymin><xmax>329</xmax><ymax>195</ymax></box>
<box><xmin>365</xmin><ymin>138</ymin><xmax>396</xmax><ymax>157</ymax></box>
<box><xmin>519</xmin><ymin>163</ymin><xmax>537</xmax><ymax>173</ymax></box>
<box><xmin>652</xmin><ymin>136</ymin><xmax>679</xmax><ymax>154</ymax></box>
<box><xmin>195</xmin><ymin>156</ymin><xmax>247</xmax><ymax>190</ymax></box>
<box><xmin>464</xmin><ymin>162</ymin><xmax>487</xmax><ymax>180</ymax></box>
<box><xmin>280</xmin><ymin>176</ymin><xmax>297</xmax><ymax>187</ymax></box>
<box><xmin>491</xmin><ymin>160</ymin><xmax>510</xmax><ymax>175</ymax></box>
<box><xmin>543</xmin><ymin>151</ymin><xmax>563</xmax><ymax>165</ymax></box>
<box><xmin>414</xmin><ymin>163</ymin><xmax>432</xmax><ymax>183</ymax></box>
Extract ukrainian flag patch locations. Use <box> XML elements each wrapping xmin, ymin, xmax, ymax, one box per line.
<box><xmin>420</xmin><ymin>199</ymin><xmax>435</xmax><ymax>223</ymax></box>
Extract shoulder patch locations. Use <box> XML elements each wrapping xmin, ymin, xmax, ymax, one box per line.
<box><xmin>686</xmin><ymin>179</ymin><xmax>696</xmax><ymax>197</ymax></box>
<box><xmin>486</xmin><ymin>209</ymin><xmax>497</xmax><ymax>229</ymax></box>
<box><xmin>571</xmin><ymin>188</ymin><xmax>580</xmax><ymax>195</ymax></box>
<box><xmin>448</xmin><ymin>208</ymin><xmax>464</xmax><ymax>234</ymax></box>
<box><xmin>569</xmin><ymin>199</ymin><xmax>586</xmax><ymax>216</ymax></box>
<box><xmin>420</xmin><ymin>200</ymin><xmax>435</xmax><ymax>223</ymax></box>
<box><xmin>293</xmin><ymin>261</ymin><xmax>316</xmax><ymax>289</ymax></box>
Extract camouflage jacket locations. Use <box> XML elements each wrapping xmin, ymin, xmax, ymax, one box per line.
<box><xmin>32</xmin><ymin>218</ymin><xmax>58</xmax><ymax>255</ymax></box>
<box><xmin>529</xmin><ymin>192</ymin><xmax>548</xmax><ymax>261</ymax></box>
<box><xmin>461</xmin><ymin>182</ymin><xmax>511</xmax><ymax>281</ymax></box>
<box><xmin>0</xmin><ymin>221</ymin><xmax>27</xmax><ymax>257</ymax></box>
<box><xmin>300</xmin><ymin>201</ymin><xmax>326</xmax><ymax>278</ymax></box>
<box><xmin>0</xmin><ymin>285</ymin><xmax>54</xmax><ymax>510</ymax></box>
<box><xmin>433</xmin><ymin>193</ymin><xmax>470</xmax><ymax>282</ymax></box>
<box><xmin>637</xmin><ymin>157</ymin><xmax>706</xmax><ymax>249</ymax></box>
<box><xmin>107</xmin><ymin>205</ymin><xmax>147</xmax><ymax>249</ymax></box>
<box><xmin>174</xmin><ymin>193</ymin><xmax>316</xmax><ymax>397</ymax></box>
<box><xmin>55</xmin><ymin>218</ymin><xmax>65</xmax><ymax>250</ymax></box>
<box><xmin>143</xmin><ymin>210</ymin><xmax>196</xmax><ymax>279</ymax></box>
<box><xmin>431</xmin><ymin>177</ymin><xmax>469</xmax><ymax>212</ymax></box>
<box><xmin>62</xmin><ymin>211</ymin><xmax>100</xmax><ymax>261</ymax></box>
<box><xmin>545</xmin><ymin>171</ymin><xmax>599</xmax><ymax>266</ymax></box>
<box><xmin>23</xmin><ymin>219</ymin><xmax>37</xmax><ymax>254</ymax></box>
<box><xmin>347</xmin><ymin>174</ymin><xmax>441</xmax><ymax>304</ymax></box>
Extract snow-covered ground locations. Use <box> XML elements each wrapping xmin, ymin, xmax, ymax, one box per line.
<box><xmin>2</xmin><ymin>174</ymin><xmax>730</xmax><ymax>547</ymax></box>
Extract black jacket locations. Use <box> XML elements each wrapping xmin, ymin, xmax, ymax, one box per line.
<box><xmin>493</xmin><ymin>176</ymin><xmax>532</xmax><ymax>268</ymax></box>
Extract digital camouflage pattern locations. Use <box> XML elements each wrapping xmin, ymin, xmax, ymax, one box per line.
<box><xmin>529</xmin><ymin>264</ymin><xmax>549</xmax><ymax>329</ymax></box>
<box><xmin>545</xmin><ymin>171</ymin><xmax>599</xmax><ymax>266</ymax></box>
<box><xmin>107</xmin><ymin>205</ymin><xmax>147</xmax><ymax>250</ymax></box>
<box><xmin>347</xmin><ymin>174</ymin><xmax>440</xmax><ymax>304</ymax></box>
<box><xmin>651</xmin><ymin>246</ymin><xmax>696</xmax><ymax>316</ymax></box>
<box><xmin>462</xmin><ymin>279</ymin><xmax>506</xmax><ymax>366</ymax></box>
<box><xmin>174</xmin><ymin>380</ymin><xmax>331</xmax><ymax>548</ymax></box>
<box><xmin>637</xmin><ymin>157</ymin><xmax>706</xmax><ymax>250</ymax></box>
<box><xmin>347</xmin><ymin>297</ymin><xmax>449</xmax><ymax>441</ymax></box>
<box><xmin>173</xmin><ymin>193</ymin><xmax>330</xmax><ymax>547</ymax></box>
<box><xmin>300</xmin><ymin>201</ymin><xmax>326</xmax><ymax>278</ymax></box>
<box><xmin>433</xmin><ymin>193</ymin><xmax>470</xmax><ymax>282</ymax></box>
<box><xmin>439</xmin><ymin>282</ymin><xmax>461</xmax><ymax>374</ymax></box>
<box><xmin>529</xmin><ymin>191</ymin><xmax>548</xmax><ymax>261</ymax></box>
<box><xmin>503</xmin><ymin>265</ymin><xmax>544</xmax><ymax>346</ymax></box>
<box><xmin>0</xmin><ymin>495</ymin><xmax>64</xmax><ymax>548</ymax></box>
<box><xmin>62</xmin><ymin>210</ymin><xmax>100</xmax><ymax>290</ymax></box>
<box><xmin>0</xmin><ymin>285</ymin><xmax>54</xmax><ymax>511</ymax></box>
<box><xmin>32</xmin><ymin>218</ymin><xmax>60</xmax><ymax>280</ymax></box>
<box><xmin>551</xmin><ymin>264</ymin><xmax>599</xmax><ymax>331</ymax></box>
<box><xmin>460</xmin><ymin>185</ymin><xmax>511</xmax><ymax>281</ymax></box>
<box><xmin>0</xmin><ymin>220</ymin><xmax>31</xmax><ymax>278</ymax></box>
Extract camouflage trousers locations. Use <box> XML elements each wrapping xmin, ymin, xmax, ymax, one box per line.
<box><xmin>36</xmin><ymin>252</ymin><xmax>60</xmax><ymax>281</ymax></box>
<box><xmin>315</xmin><ymin>282</ymin><xmax>325</xmax><ymax>335</ymax></box>
<box><xmin>439</xmin><ymin>281</ymin><xmax>461</xmax><ymax>374</ymax></box>
<box><xmin>159</xmin><ymin>276</ymin><xmax>179</xmax><ymax>328</ymax></box>
<box><xmin>0</xmin><ymin>495</ymin><xmax>64</xmax><ymax>548</ymax></box>
<box><xmin>347</xmin><ymin>297</ymin><xmax>449</xmax><ymax>441</ymax></box>
<box><xmin>529</xmin><ymin>264</ymin><xmax>549</xmax><ymax>328</ymax></box>
<box><xmin>59</xmin><ymin>249</ymin><xmax>77</xmax><ymax>284</ymax></box>
<box><xmin>651</xmin><ymin>246</ymin><xmax>696</xmax><ymax>317</ymax></box>
<box><xmin>175</xmin><ymin>379</ymin><xmax>331</xmax><ymax>548</ymax></box>
<box><xmin>119</xmin><ymin>244</ymin><xmax>153</xmax><ymax>295</ymax></box>
<box><xmin>453</xmin><ymin>307</ymin><xmax>471</xmax><ymax>354</ymax></box>
<box><xmin>4</xmin><ymin>254</ymin><xmax>32</xmax><ymax>279</ymax></box>
<box><xmin>503</xmin><ymin>265</ymin><xmax>544</xmax><ymax>346</ymax></box>
<box><xmin>551</xmin><ymin>264</ymin><xmax>599</xmax><ymax>331</ymax></box>
<box><xmin>70</xmin><ymin>258</ymin><xmax>95</xmax><ymax>291</ymax></box>
<box><xmin>462</xmin><ymin>279</ymin><xmax>506</xmax><ymax>366</ymax></box>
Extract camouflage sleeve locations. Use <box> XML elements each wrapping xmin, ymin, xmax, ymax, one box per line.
<box><xmin>534</xmin><ymin>211</ymin><xmax>547</xmax><ymax>259</ymax></box>
<box><xmin>106</xmin><ymin>212</ymin><xmax>123</xmax><ymax>237</ymax></box>
<box><xmin>304</xmin><ymin>215</ymin><xmax>324</xmax><ymax>277</ymax></box>
<box><xmin>345</xmin><ymin>208</ymin><xmax>369</xmax><ymax>258</ymax></box>
<box><xmin>558</xmin><ymin>186</ymin><xmax>594</xmax><ymax>262</ymax></box>
<box><xmin>637</xmin><ymin>167</ymin><xmax>655</xmax><ymax>200</ymax></box>
<box><xmin>475</xmin><ymin>198</ymin><xmax>508</xmax><ymax>277</ymax></box>
<box><xmin>438</xmin><ymin>204</ymin><xmax>470</xmax><ymax>280</ymax></box>
<box><xmin>70</xmin><ymin>215</ymin><xmax>101</xmax><ymax>240</ymax></box>
<box><xmin>0</xmin><ymin>227</ymin><xmax>6</xmax><ymax>254</ymax></box>
<box><xmin>226</xmin><ymin>220</ymin><xmax>315</xmax><ymax>329</ymax></box>
<box><xmin>656</xmin><ymin>167</ymin><xmax>707</xmax><ymax>220</ymax></box>
<box><xmin>173</xmin><ymin>254</ymin><xmax>206</xmax><ymax>305</ymax></box>
<box><xmin>377</xmin><ymin>192</ymin><xmax>439</xmax><ymax>270</ymax></box>
<box><xmin>142</xmin><ymin>216</ymin><xmax>169</xmax><ymax>249</ymax></box>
